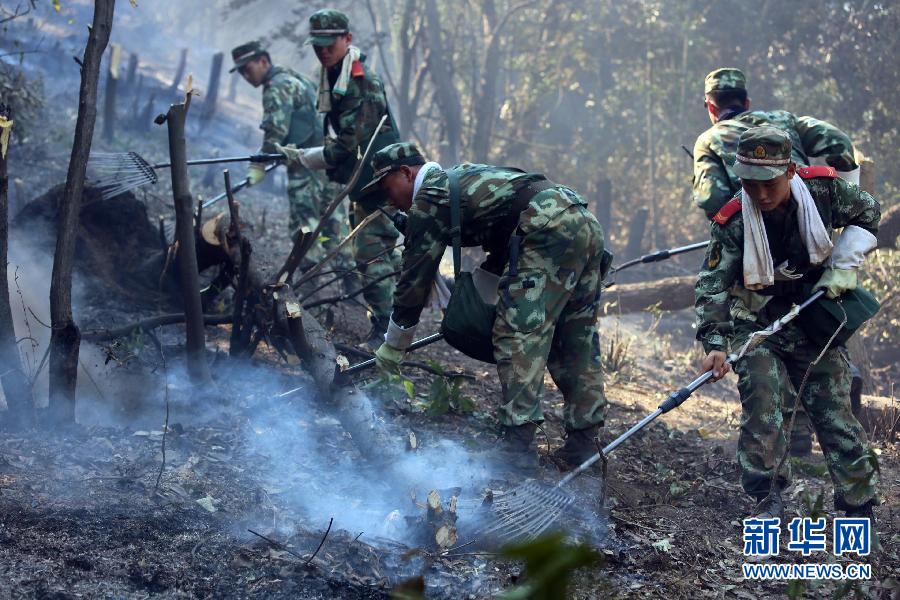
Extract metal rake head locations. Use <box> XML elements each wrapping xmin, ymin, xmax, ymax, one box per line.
<box><xmin>480</xmin><ymin>479</ymin><xmax>575</xmax><ymax>542</ymax></box>
<box><xmin>88</xmin><ymin>151</ymin><xmax>158</xmax><ymax>199</ymax></box>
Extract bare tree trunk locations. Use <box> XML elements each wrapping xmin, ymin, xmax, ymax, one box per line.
<box><xmin>102</xmin><ymin>43</ymin><xmax>120</xmax><ymax>142</ymax></box>
<box><xmin>124</xmin><ymin>51</ymin><xmax>138</xmax><ymax>90</ymax></box>
<box><xmin>423</xmin><ymin>0</ymin><xmax>462</xmax><ymax>164</ymax></box>
<box><xmin>594</xmin><ymin>178</ymin><xmax>612</xmax><ymax>238</ymax></box>
<box><xmin>168</xmin><ymin>48</ymin><xmax>188</xmax><ymax>96</ymax></box>
<box><xmin>0</xmin><ymin>107</ymin><xmax>33</xmax><ymax>430</ymax></box>
<box><xmin>201</xmin><ymin>52</ymin><xmax>224</xmax><ymax>121</ymax></box>
<box><xmin>471</xmin><ymin>0</ymin><xmax>499</xmax><ymax>162</ymax></box>
<box><xmin>49</xmin><ymin>0</ymin><xmax>116</xmax><ymax>426</ymax></box>
<box><xmin>161</xmin><ymin>92</ymin><xmax>212</xmax><ymax>385</ymax></box>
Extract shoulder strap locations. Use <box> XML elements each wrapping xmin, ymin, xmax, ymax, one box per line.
<box><xmin>797</xmin><ymin>165</ymin><xmax>837</xmax><ymax>179</ymax></box>
<box><xmin>712</xmin><ymin>196</ymin><xmax>742</xmax><ymax>225</ymax></box>
<box><xmin>447</xmin><ymin>169</ymin><xmax>462</xmax><ymax>278</ymax></box>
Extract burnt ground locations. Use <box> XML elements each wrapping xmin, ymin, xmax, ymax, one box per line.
<box><xmin>0</xmin><ymin>301</ymin><xmax>898</xmax><ymax>599</ymax></box>
<box><xmin>2</xmin><ymin>11</ymin><xmax>899</xmax><ymax>599</ymax></box>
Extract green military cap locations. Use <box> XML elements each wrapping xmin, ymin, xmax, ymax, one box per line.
<box><xmin>360</xmin><ymin>142</ymin><xmax>427</xmax><ymax>193</ymax></box>
<box><xmin>229</xmin><ymin>40</ymin><xmax>266</xmax><ymax>73</ymax></box>
<box><xmin>306</xmin><ymin>9</ymin><xmax>351</xmax><ymax>47</ymax></box>
<box><xmin>732</xmin><ymin>126</ymin><xmax>793</xmax><ymax>181</ymax></box>
<box><xmin>704</xmin><ymin>68</ymin><xmax>747</xmax><ymax>95</ymax></box>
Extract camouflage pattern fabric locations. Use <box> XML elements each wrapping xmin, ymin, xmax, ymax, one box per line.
<box><xmin>320</xmin><ymin>55</ymin><xmax>399</xmax><ymax>195</ymax></box>
<box><xmin>695</xmin><ymin>174</ymin><xmax>880</xmax><ymax>508</ymax></box>
<box><xmin>704</xmin><ymin>67</ymin><xmax>746</xmax><ymax>94</ymax></box>
<box><xmin>692</xmin><ymin>110</ymin><xmax>858</xmax><ymax>216</ymax></box>
<box><xmin>349</xmin><ymin>201</ymin><xmax>399</xmax><ymax>324</ymax></box>
<box><xmin>732</xmin><ymin>318</ymin><xmax>877</xmax><ymax>508</ymax></box>
<box><xmin>259</xmin><ymin>65</ymin><xmax>348</xmax><ymax>266</ymax></box>
<box><xmin>394</xmin><ymin>164</ymin><xmax>607</xmax><ymax>431</ymax></box>
<box><xmin>318</xmin><ymin>53</ymin><xmax>400</xmax><ymax>318</ymax></box>
<box><xmin>494</xmin><ymin>192</ymin><xmax>607</xmax><ymax>432</ymax></box>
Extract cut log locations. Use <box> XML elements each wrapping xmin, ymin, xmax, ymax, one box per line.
<box><xmin>877</xmin><ymin>204</ymin><xmax>899</xmax><ymax>249</ymax></box>
<box><xmin>603</xmin><ymin>275</ymin><xmax>695</xmax><ymax>314</ymax></box>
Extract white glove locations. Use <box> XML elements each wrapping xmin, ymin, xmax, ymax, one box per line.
<box><xmin>384</xmin><ymin>314</ymin><xmax>417</xmax><ymax>350</ymax></box>
<box><xmin>836</xmin><ymin>167</ymin><xmax>861</xmax><ymax>186</ymax></box>
<box><xmin>298</xmin><ymin>146</ymin><xmax>328</xmax><ymax>170</ymax></box>
<box><xmin>247</xmin><ymin>163</ymin><xmax>267</xmax><ymax>186</ymax></box>
<box><xmin>830</xmin><ymin>225</ymin><xmax>877</xmax><ymax>270</ymax></box>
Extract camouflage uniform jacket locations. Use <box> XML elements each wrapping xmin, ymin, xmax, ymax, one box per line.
<box><xmin>695</xmin><ymin>173</ymin><xmax>880</xmax><ymax>353</ymax></box>
<box><xmin>321</xmin><ymin>55</ymin><xmax>398</xmax><ymax>192</ymax></box>
<box><xmin>260</xmin><ymin>66</ymin><xmax>319</xmax><ymax>153</ymax></box>
<box><xmin>392</xmin><ymin>164</ymin><xmax>581</xmax><ymax>328</ymax></box>
<box><xmin>692</xmin><ymin>110</ymin><xmax>857</xmax><ymax>216</ymax></box>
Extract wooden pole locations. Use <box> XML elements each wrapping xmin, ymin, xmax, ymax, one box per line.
<box><xmin>102</xmin><ymin>43</ymin><xmax>121</xmax><ymax>142</ymax></box>
<box><xmin>159</xmin><ymin>90</ymin><xmax>212</xmax><ymax>384</ymax></box>
<box><xmin>0</xmin><ymin>107</ymin><xmax>34</xmax><ymax>430</ymax></box>
<box><xmin>49</xmin><ymin>0</ymin><xmax>116</xmax><ymax>425</ymax></box>
<box><xmin>202</xmin><ymin>52</ymin><xmax>224</xmax><ymax>121</ymax></box>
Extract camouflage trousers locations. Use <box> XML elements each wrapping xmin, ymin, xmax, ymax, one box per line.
<box><xmin>349</xmin><ymin>201</ymin><xmax>400</xmax><ymax>324</ymax></box>
<box><xmin>287</xmin><ymin>166</ymin><xmax>350</xmax><ymax>269</ymax></box>
<box><xmin>494</xmin><ymin>193</ymin><xmax>607</xmax><ymax>432</ymax></box>
<box><xmin>733</xmin><ymin>318</ymin><xmax>878</xmax><ymax>509</ymax></box>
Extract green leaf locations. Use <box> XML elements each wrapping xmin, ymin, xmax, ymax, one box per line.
<box><xmin>402</xmin><ymin>378</ymin><xmax>415</xmax><ymax>400</ymax></box>
<box><xmin>425</xmin><ymin>378</ymin><xmax>450</xmax><ymax>416</ymax></box>
<box><xmin>500</xmin><ymin>533</ymin><xmax>600</xmax><ymax>600</ymax></box>
<box><xmin>787</xmin><ymin>579</ymin><xmax>806</xmax><ymax>600</ymax></box>
<box><xmin>52</xmin><ymin>0</ymin><xmax>61</xmax><ymax>12</ymax></box>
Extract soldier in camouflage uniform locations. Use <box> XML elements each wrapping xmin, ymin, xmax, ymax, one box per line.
<box><xmin>230</xmin><ymin>41</ymin><xmax>347</xmax><ymax>267</ymax></box>
<box><xmin>693</xmin><ymin>68</ymin><xmax>861</xmax><ymax>455</ymax></box>
<box><xmin>277</xmin><ymin>10</ymin><xmax>401</xmax><ymax>349</ymax></box>
<box><xmin>367</xmin><ymin>143</ymin><xmax>608</xmax><ymax>469</ymax></box>
<box><xmin>693</xmin><ymin>68</ymin><xmax>858</xmax><ymax>217</ymax></box>
<box><xmin>695</xmin><ymin>127</ymin><xmax>880</xmax><ymax>521</ymax></box>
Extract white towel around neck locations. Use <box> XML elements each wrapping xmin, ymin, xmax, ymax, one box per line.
<box><xmin>741</xmin><ymin>176</ymin><xmax>833</xmax><ymax>290</ymax></box>
<box><xmin>316</xmin><ymin>45</ymin><xmax>362</xmax><ymax>113</ymax></box>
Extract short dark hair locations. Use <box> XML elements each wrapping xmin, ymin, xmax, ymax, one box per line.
<box><xmin>706</xmin><ymin>88</ymin><xmax>748</xmax><ymax>109</ymax></box>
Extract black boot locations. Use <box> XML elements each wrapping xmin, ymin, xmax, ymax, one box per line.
<box><xmin>496</xmin><ymin>423</ymin><xmax>539</xmax><ymax>474</ymax></box>
<box><xmin>751</xmin><ymin>489</ymin><xmax>785</xmax><ymax>521</ymax></box>
<box><xmin>845</xmin><ymin>500</ymin><xmax>875</xmax><ymax>521</ymax></box>
<box><xmin>553</xmin><ymin>425</ymin><xmax>601</xmax><ymax>470</ymax></box>
<box><xmin>361</xmin><ymin>317</ymin><xmax>389</xmax><ymax>352</ymax></box>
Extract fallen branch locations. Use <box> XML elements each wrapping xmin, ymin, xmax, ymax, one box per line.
<box><xmin>247</xmin><ymin>529</ymin><xmax>305</xmax><ymax>561</ymax></box>
<box><xmin>334</xmin><ymin>343</ymin><xmax>474</xmax><ymax>380</ymax></box>
<box><xmin>82</xmin><ymin>313</ymin><xmax>232</xmax><ymax>342</ymax></box>
<box><xmin>302</xmin><ymin>269</ymin><xmax>401</xmax><ymax>309</ymax></box>
<box><xmin>306</xmin><ymin>517</ymin><xmax>333</xmax><ymax>566</ymax></box>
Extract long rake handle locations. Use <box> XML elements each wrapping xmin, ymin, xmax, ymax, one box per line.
<box><xmin>275</xmin><ymin>332</ymin><xmax>445</xmax><ymax>398</ymax></box>
<box><xmin>200</xmin><ymin>163</ymin><xmax>280</xmax><ymax>209</ymax></box>
<box><xmin>558</xmin><ymin>289</ymin><xmax>827</xmax><ymax>488</ymax></box>
<box><xmin>608</xmin><ymin>240</ymin><xmax>708</xmax><ymax>275</ymax></box>
<box><xmin>341</xmin><ymin>332</ymin><xmax>445</xmax><ymax>376</ymax></box>
<box><xmin>153</xmin><ymin>153</ymin><xmax>284</xmax><ymax>169</ymax></box>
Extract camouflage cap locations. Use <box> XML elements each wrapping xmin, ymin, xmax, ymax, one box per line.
<box><xmin>360</xmin><ymin>142</ymin><xmax>427</xmax><ymax>193</ymax></box>
<box><xmin>704</xmin><ymin>68</ymin><xmax>747</xmax><ymax>95</ymax></box>
<box><xmin>229</xmin><ymin>40</ymin><xmax>266</xmax><ymax>73</ymax></box>
<box><xmin>732</xmin><ymin>126</ymin><xmax>793</xmax><ymax>181</ymax></box>
<box><xmin>306</xmin><ymin>9</ymin><xmax>351</xmax><ymax>47</ymax></box>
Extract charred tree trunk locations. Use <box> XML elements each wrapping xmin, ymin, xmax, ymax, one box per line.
<box><xmin>49</xmin><ymin>0</ymin><xmax>115</xmax><ymax>425</ymax></box>
<box><xmin>168</xmin><ymin>48</ymin><xmax>188</xmax><ymax>97</ymax></box>
<box><xmin>201</xmin><ymin>52</ymin><xmax>223</xmax><ymax>121</ymax></box>
<box><xmin>471</xmin><ymin>0</ymin><xmax>499</xmax><ymax>162</ymax></box>
<box><xmin>124</xmin><ymin>51</ymin><xmax>138</xmax><ymax>90</ymax></box>
<box><xmin>624</xmin><ymin>207</ymin><xmax>649</xmax><ymax>260</ymax></box>
<box><xmin>102</xmin><ymin>43</ymin><xmax>120</xmax><ymax>142</ymax></box>
<box><xmin>157</xmin><ymin>91</ymin><xmax>210</xmax><ymax>385</ymax></box>
<box><xmin>0</xmin><ymin>107</ymin><xmax>33</xmax><ymax>430</ymax></box>
<box><xmin>160</xmin><ymin>92</ymin><xmax>212</xmax><ymax>385</ymax></box>
<box><xmin>227</xmin><ymin>71</ymin><xmax>238</xmax><ymax>102</ymax></box>
<box><xmin>595</xmin><ymin>177</ymin><xmax>612</xmax><ymax>237</ymax></box>
<box><xmin>877</xmin><ymin>204</ymin><xmax>899</xmax><ymax>250</ymax></box>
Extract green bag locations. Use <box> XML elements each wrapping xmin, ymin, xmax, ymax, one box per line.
<box><xmin>796</xmin><ymin>284</ymin><xmax>880</xmax><ymax>351</ymax></box>
<box><xmin>440</xmin><ymin>169</ymin><xmax>499</xmax><ymax>363</ymax></box>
